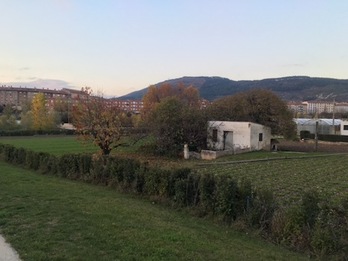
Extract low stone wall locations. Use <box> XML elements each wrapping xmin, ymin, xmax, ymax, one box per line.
<box><xmin>200</xmin><ymin>149</ymin><xmax>234</xmax><ymax>160</ymax></box>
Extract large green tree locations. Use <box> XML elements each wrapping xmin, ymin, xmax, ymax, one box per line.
<box><xmin>207</xmin><ymin>89</ymin><xmax>296</xmax><ymax>139</ymax></box>
<box><xmin>0</xmin><ymin>105</ymin><xmax>20</xmax><ymax>131</ymax></box>
<box><xmin>147</xmin><ymin>96</ymin><xmax>207</xmax><ymax>156</ymax></box>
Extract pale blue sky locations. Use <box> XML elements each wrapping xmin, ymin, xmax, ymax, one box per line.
<box><xmin>1</xmin><ymin>0</ymin><xmax>347</xmax><ymax>96</ymax></box>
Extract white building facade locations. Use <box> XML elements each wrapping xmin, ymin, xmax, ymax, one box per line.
<box><xmin>206</xmin><ymin>121</ymin><xmax>271</xmax><ymax>153</ymax></box>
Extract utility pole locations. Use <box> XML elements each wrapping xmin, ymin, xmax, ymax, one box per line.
<box><xmin>315</xmin><ymin>120</ymin><xmax>318</xmax><ymax>152</ymax></box>
<box><xmin>332</xmin><ymin>99</ymin><xmax>335</xmax><ymax>134</ymax></box>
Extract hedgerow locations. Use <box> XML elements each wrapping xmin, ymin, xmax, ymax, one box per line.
<box><xmin>0</xmin><ymin>143</ymin><xmax>347</xmax><ymax>259</ymax></box>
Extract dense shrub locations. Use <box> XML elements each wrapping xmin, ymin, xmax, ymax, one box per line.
<box><xmin>310</xmin><ymin>199</ymin><xmax>348</xmax><ymax>259</ymax></box>
<box><xmin>214</xmin><ymin>175</ymin><xmax>238</xmax><ymax>223</ymax></box>
<box><xmin>25</xmin><ymin>151</ymin><xmax>40</xmax><ymax>170</ymax></box>
<box><xmin>144</xmin><ymin>168</ymin><xmax>171</xmax><ymax>197</ymax></box>
<box><xmin>247</xmin><ymin>189</ymin><xmax>277</xmax><ymax>232</ymax></box>
<box><xmin>134</xmin><ymin>163</ymin><xmax>147</xmax><ymax>194</ymax></box>
<box><xmin>3</xmin><ymin>144</ymin><xmax>15</xmax><ymax>163</ymax></box>
<box><xmin>199</xmin><ymin>174</ymin><xmax>216</xmax><ymax>214</ymax></box>
<box><xmin>14</xmin><ymin>147</ymin><xmax>27</xmax><ymax>165</ymax></box>
<box><xmin>37</xmin><ymin>152</ymin><xmax>51</xmax><ymax>173</ymax></box>
<box><xmin>0</xmin><ymin>129</ymin><xmax>75</xmax><ymax>136</ymax></box>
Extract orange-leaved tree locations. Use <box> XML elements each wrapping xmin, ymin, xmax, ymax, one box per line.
<box><xmin>72</xmin><ymin>87</ymin><xmax>126</xmax><ymax>156</ymax></box>
<box><xmin>142</xmin><ymin>83</ymin><xmax>200</xmax><ymax>115</ymax></box>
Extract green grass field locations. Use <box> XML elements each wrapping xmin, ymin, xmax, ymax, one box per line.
<box><xmin>0</xmin><ymin>161</ymin><xmax>307</xmax><ymax>260</ymax></box>
<box><xmin>0</xmin><ymin>135</ymin><xmax>98</xmax><ymax>155</ymax></box>
<box><xmin>1</xmin><ymin>136</ymin><xmax>347</xmax><ymax>205</ymax></box>
<box><xmin>197</xmin><ymin>153</ymin><xmax>348</xmax><ymax>205</ymax></box>
<box><xmin>1</xmin><ymin>136</ymin><xmax>347</xmax><ymax>259</ymax></box>
<box><xmin>0</xmin><ymin>135</ymin><xmax>153</xmax><ymax>156</ymax></box>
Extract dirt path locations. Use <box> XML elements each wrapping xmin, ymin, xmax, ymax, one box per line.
<box><xmin>0</xmin><ymin>235</ymin><xmax>21</xmax><ymax>261</ymax></box>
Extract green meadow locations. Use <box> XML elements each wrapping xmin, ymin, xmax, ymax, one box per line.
<box><xmin>2</xmin><ymin>135</ymin><xmax>348</xmax><ymax>259</ymax></box>
<box><xmin>0</xmin><ymin>161</ymin><xmax>307</xmax><ymax>260</ymax></box>
<box><xmin>0</xmin><ymin>135</ymin><xmax>98</xmax><ymax>155</ymax></box>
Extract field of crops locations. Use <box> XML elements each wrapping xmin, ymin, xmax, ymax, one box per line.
<box><xmin>197</xmin><ymin>154</ymin><xmax>348</xmax><ymax>205</ymax></box>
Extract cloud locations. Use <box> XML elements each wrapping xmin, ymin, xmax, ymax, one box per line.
<box><xmin>0</xmin><ymin>78</ymin><xmax>77</xmax><ymax>90</ymax></box>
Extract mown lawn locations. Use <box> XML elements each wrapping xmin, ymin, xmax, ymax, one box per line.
<box><xmin>0</xmin><ymin>135</ymin><xmax>98</xmax><ymax>155</ymax></box>
<box><xmin>0</xmin><ymin>135</ymin><xmax>152</xmax><ymax>156</ymax></box>
<box><xmin>0</xmin><ymin>161</ymin><xmax>308</xmax><ymax>261</ymax></box>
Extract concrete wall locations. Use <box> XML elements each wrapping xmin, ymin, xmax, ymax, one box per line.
<box><xmin>341</xmin><ymin>121</ymin><xmax>348</xmax><ymax>135</ymax></box>
<box><xmin>201</xmin><ymin>149</ymin><xmax>233</xmax><ymax>160</ymax></box>
<box><xmin>207</xmin><ymin>121</ymin><xmax>251</xmax><ymax>151</ymax></box>
<box><xmin>250</xmin><ymin>123</ymin><xmax>272</xmax><ymax>151</ymax></box>
<box><xmin>207</xmin><ymin>121</ymin><xmax>271</xmax><ymax>153</ymax></box>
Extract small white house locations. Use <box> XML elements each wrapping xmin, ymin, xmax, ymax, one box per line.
<box><xmin>341</xmin><ymin>120</ymin><xmax>348</xmax><ymax>135</ymax></box>
<box><xmin>206</xmin><ymin>121</ymin><xmax>271</xmax><ymax>155</ymax></box>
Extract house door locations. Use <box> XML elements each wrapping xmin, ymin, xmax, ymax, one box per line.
<box><xmin>223</xmin><ymin>131</ymin><xmax>233</xmax><ymax>150</ymax></box>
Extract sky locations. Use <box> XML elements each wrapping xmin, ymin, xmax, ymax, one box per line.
<box><xmin>1</xmin><ymin>0</ymin><xmax>347</xmax><ymax>97</ymax></box>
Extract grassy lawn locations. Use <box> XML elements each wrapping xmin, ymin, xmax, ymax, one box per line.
<box><xmin>0</xmin><ymin>135</ymin><xmax>153</xmax><ymax>157</ymax></box>
<box><xmin>0</xmin><ymin>161</ymin><xmax>307</xmax><ymax>261</ymax></box>
<box><xmin>0</xmin><ymin>135</ymin><xmax>98</xmax><ymax>155</ymax></box>
<box><xmin>2</xmin><ymin>136</ymin><xmax>348</xmax><ymax>204</ymax></box>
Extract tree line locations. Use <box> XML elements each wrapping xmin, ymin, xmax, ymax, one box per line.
<box><xmin>72</xmin><ymin>84</ymin><xmax>296</xmax><ymax>156</ymax></box>
<box><xmin>0</xmin><ymin>84</ymin><xmax>296</xmax><ymax>156</ymax></box>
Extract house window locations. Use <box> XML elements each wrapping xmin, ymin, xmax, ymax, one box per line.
<box><xmin>344</xmin><ymin>125</ymin><xmax>348</xmax><ymax>131</ymax></box>
<box><xmin>212</xmin><ymin>129</ymin><xmax>218</xmax><ymax>142</ymax></box>
<box><xmin>259</xmin><ymin>133</ymin><xmax>263</xmax><ymax>142</ymax></box>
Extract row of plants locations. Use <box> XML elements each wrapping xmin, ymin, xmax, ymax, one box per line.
<box><xmin>300</xmin><ymin>130</ymin><xmax>348</xmax><ymax>142</ymax></box>
<box><xmin>0</xmin><ymin>129</ymin><xmax>75</xmax><ymax>136</ymax></box>
<box><xmin>198</xmin><ymin>155</ymin><xmax>348</xmax><ymax>205</ymax></box>
<box><xmin>1</xmin><ymin>143</ymin><xmax>347</xmax><ymax>259</ymax></box>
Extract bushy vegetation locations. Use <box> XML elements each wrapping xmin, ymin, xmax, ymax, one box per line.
<box><xmin>1</xmin><ymin>142</ymin><xmax>347</xmax><ymax>259</ymax></box>
<box><xmin>0</xmin><ymin>161</ymin><xmax>306</xmax><ymax>260</ymax></box>
<box><xmin>0</xmin><ymin>129</ymin><xmax>75</xmax><ymax>136</ymax></box>
<box><xmin>0</xmin><ymin>93</ymin><xmax>66</xmax><ymax>134</ymax></box>
<box><xmin>142</xmin><ymin>84</ymin><xmax>207</xmax><ymax>156</ymax></box>
<box><xmin>207</xmin><ymin>89</ymin><xmax>296</xmax><ymax>139</ymax></box>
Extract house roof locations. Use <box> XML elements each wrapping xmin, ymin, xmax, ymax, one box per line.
<box><xmin>294</xmin><ymin>118</ymin><xmax>341</xmax><ymax>126</ymax></box>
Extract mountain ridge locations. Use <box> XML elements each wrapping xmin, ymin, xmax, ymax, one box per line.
<box><xmin>119</xmin><ymin>76</ymin><xmax>348</xmax><ymax>102</ymax></box>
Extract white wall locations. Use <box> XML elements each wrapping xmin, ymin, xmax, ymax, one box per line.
<box><xmin>250</xmin><ymin>123</ymin><xmax>271</xmax><ymax>151</ymax></box>
<box><xmin>207</xmin><ymin>121</ymin><xmax>271</xmax><ymax>152</ymax></box>
<box><xmin>341</xmin><ymin>121</ymin><xmax>348</xmax><ymax>135</ymax></box>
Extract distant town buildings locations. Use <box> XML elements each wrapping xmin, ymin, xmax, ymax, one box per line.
<box><xmin>0</xmin><ymin>86</ymin><xmax>210</xmax><ymax>114</ymax></box>
<box><xmin>5</xmin><ymin>85</ymin><xmax>348</xmax><ymax>117</ymax></box>
<box><xmin>288</xmin><ymin>100</ymin><xmax>348</xmax><ymax>116</ymax></box>
<box><xmin>108</xmin><ymin>99</ymin><xmax>144</xmax><ymax>114</ymax></box>
<box><xmin>0</xmin><ymin>86</ymin><xmax>88</xmax><ymax>110</ymax></box>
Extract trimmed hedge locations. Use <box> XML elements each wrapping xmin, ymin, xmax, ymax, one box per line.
<box><xmin>300</xmin><ymin>131</ymin><xmax>348</xmax><ymax>143</ymax></box>
<box><xmin>0</xmin><ymin>129</ymin><xmax>75</xmax><ymax>136</ymax></box>
<box><xmin>0</xmin><ymin>143</ymin><xmax>347</xmax><ymax>259</ymax></box>
<box><xmin>0</xmin><ymin>143</ymin><xmax>263</xmax><ymax>219</ymax></box>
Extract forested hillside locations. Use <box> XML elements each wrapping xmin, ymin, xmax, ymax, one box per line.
<box><xmin>120</xmin><ymin>76</ymin><xmax>348</xmax><ymax>101</ymax></box>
